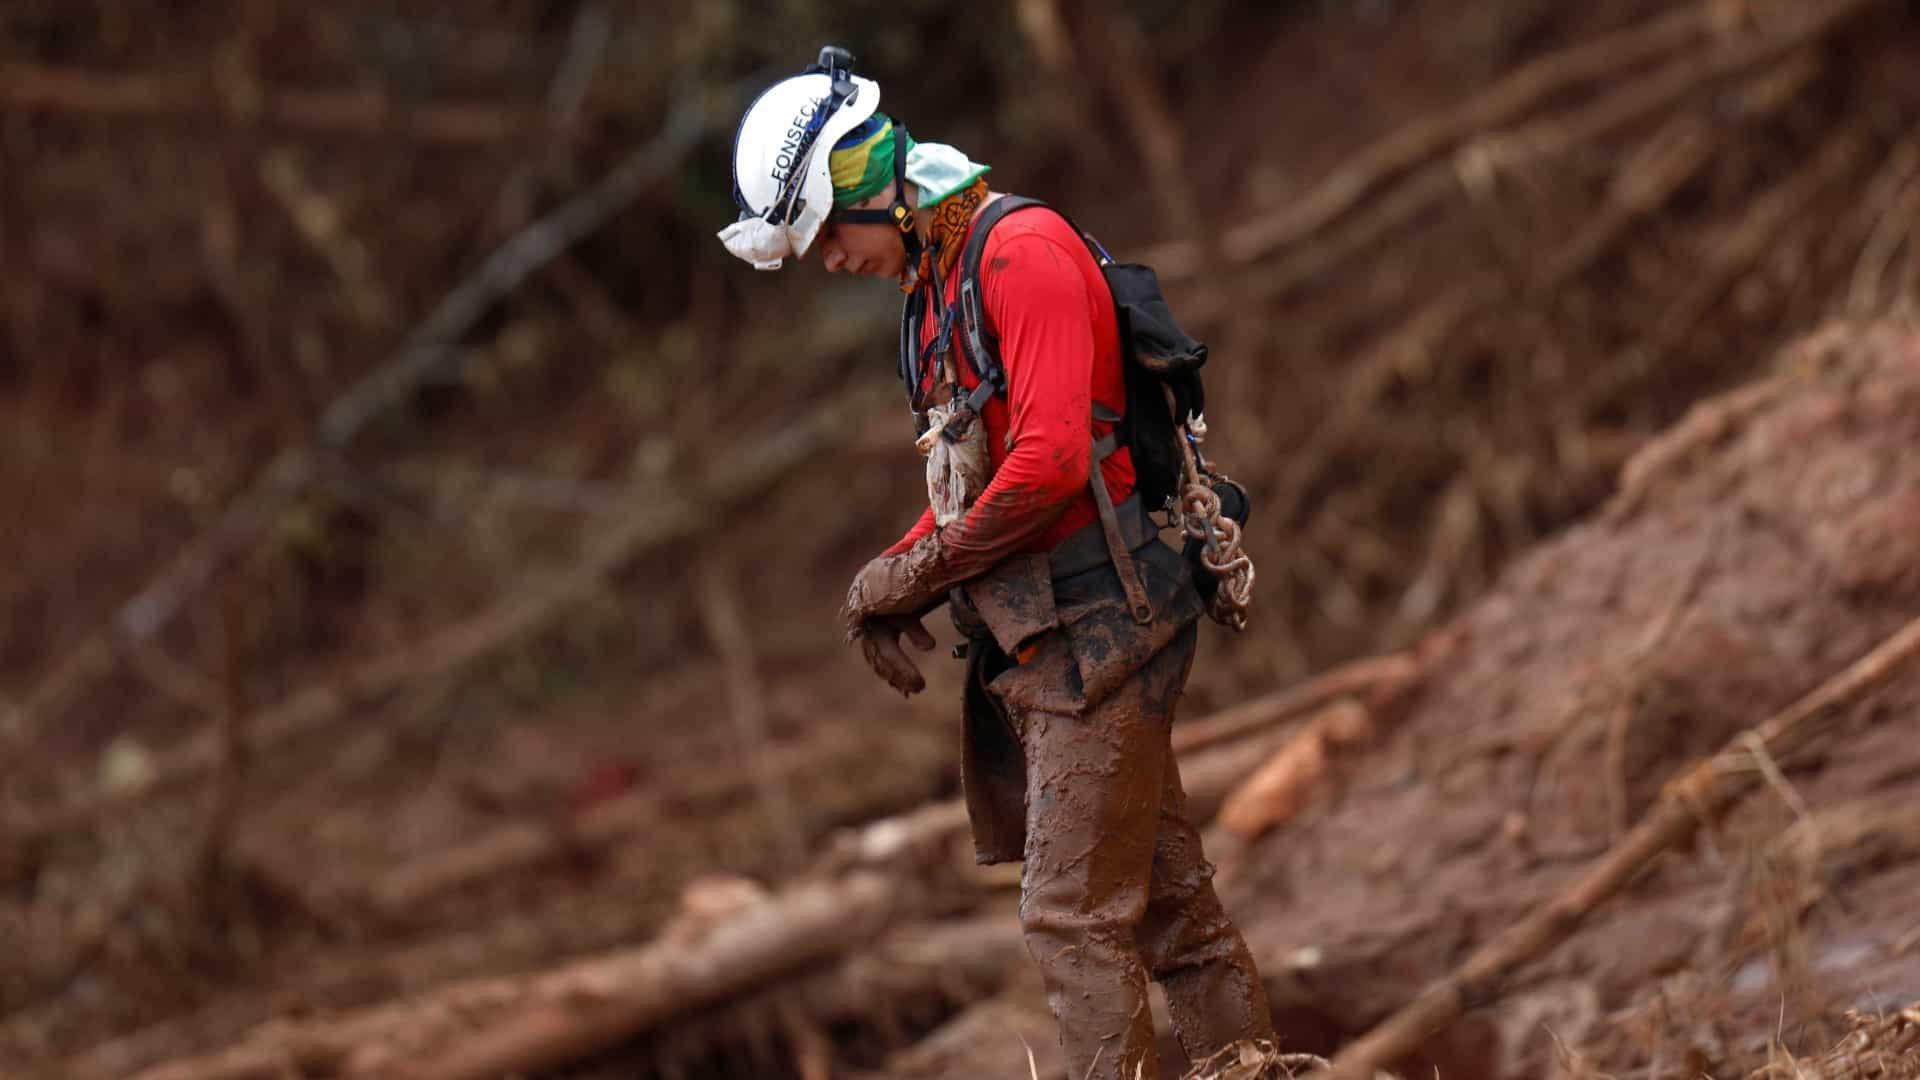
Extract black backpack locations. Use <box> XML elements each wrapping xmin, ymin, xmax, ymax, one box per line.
<box><xmin>896</xmin><ymin>197</ymin><xmax>1209</xmax><ymax>515</ymax></box>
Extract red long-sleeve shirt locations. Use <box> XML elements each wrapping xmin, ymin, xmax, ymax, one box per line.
<box><xmin>883</xmin><ymin>202</ymin><xmax>1134</xmax><ymax>577</ymax></box>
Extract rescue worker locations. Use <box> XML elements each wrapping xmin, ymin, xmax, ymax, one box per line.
<box><xmin>719</xmin><ymin>48</ymin><xmax>1274</xmax><ymax>1080</ymax></box>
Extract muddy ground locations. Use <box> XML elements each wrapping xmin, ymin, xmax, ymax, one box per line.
<box><xmin>1223</xmin><ymin>322</ymin><xmax>1920</xmax><ymax>1077</ymax></box>
<box><xmin>5</xmin><ymin>1</ymin><xmax>1920</xmax><ymax>1078</ymax></box>
<box><xmin>853</xmin><ymin>323</ymin><xmax>1920</xmax><ymax>1080</ymax></box>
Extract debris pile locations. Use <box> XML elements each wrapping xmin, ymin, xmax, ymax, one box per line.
<box><xmin>7</xmin><ymin>2</ymin><xmax>1920</xmax><ymax>1078</ymax></box>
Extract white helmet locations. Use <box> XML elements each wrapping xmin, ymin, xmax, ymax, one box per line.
<box><xmin>719</xmin><ymin>48</ymin><xmax>879</xmax><ymax>270</ymax></box>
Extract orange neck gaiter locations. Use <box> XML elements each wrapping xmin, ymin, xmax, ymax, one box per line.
<box><xmin>905</xmin><ymin>177</ymin><xmax>990</xmax><ymax>294</ymax></box>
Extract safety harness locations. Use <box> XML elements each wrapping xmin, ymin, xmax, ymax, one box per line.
<box><xmin>899</xmin><ymin>198</ymin><xmax>1255</xmax><ymax>631</ymax></box>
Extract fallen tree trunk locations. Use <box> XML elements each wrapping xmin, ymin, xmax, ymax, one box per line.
<box><xmin>350</xmin><ymin>642</ymin><xmax>1362</xmax><ymax>917</ymax></box>
<box><xmin>121</xmin><ymin>641</ymin><xmax>1397</xmax><ymax>1079</ymax></box>
<box><xmin>1314</xmin><ymin>613</ymin><xmax>1920</xmax><ymax>1080</ymax></box>
<box><xmin>1215</xmin><ymin>699</ymin><xmax>1374</xmax><ymax>844</ymax></box>
<box><xmin>132</xmin><ymin>871</ymin><xmax>899</xmax><ymax>1080</ymax></box>
<box><xmin>1171</xmin><ymin>651</ymin><xmax>1423</xmax><ymax>756</ymax></box>
<box><xmin>122</xmin><ymin>890</ymin><xmax>1032</xmax><ymax>1080</ymax></box>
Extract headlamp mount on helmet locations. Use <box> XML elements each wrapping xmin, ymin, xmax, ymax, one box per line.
<box><xmin>718</xmin><ymin>47</ymin><xmax>913</xmax><ymax>270</ymax></box>
<box><xmin>806</xmin><ymin>48</ymin><xmax>923</xmax><ymax>267</ymax></box>
<box><xmin>805</xmin><ymin>45</ymin><xmax>857</xmax><ymax>86</ymax></box>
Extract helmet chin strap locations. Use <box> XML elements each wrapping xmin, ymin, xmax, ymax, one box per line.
<box><xmin>831</xmin><ymin>124</ymin><xmax>923</xmax><ymax>268</ymax></box>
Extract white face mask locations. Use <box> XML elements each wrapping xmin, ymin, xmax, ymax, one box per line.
<box><xmin>716</xmin><ymin>216</ymin><xmax>799</xmax><ymax>271</ymax></box>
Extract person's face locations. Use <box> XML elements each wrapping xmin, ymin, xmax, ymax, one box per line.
<box><xmin>812</xmin><ymin>184</ymin><xmax>910</xmax><ymax>280</ymax></box>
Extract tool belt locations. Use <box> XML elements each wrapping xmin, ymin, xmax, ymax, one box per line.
<box><xmin>956</xmin><ymin>494</ymin><xmax>1202</xmax><ymax>715</ymax></box>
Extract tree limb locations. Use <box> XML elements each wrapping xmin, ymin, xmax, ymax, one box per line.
<box><xmin>1314</xmin><ymin>614</ymin><xmax>1920</xmax><ymax>1080</ymax></box>
<box><xmin>1171</xmin><ymin>652</ymin><xmax>1424</xmax><ymax>757</ymax></box>
<box><xmin>8</xmin><ymin>90</ymin><xmax>713</xmax><ymax>761</ymax></box>
<box><xmin>11</xmin><ymin>386</ymin><xmax>883</xmax><ymax>845</ymax></box>
<box><xmin>1142</xmin><ymin>0</ymin><xmax>1877</xmax><ymax>283</ymax></box>
<box><xmin>128</xmin><ymin>872</ymin><xmax>899</xmax><ymax>1080</ymax></box>
<box><xmin>0</xmin><ymin>60</ymin><xmax>584</xmax><ymax>144</ymax></box>
<box><xmin>1215</xmin><ymin>1</ymin><xmax>1714</xmax><ymax>265</ymax></box>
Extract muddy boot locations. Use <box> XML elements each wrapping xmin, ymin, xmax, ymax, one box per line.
<box><xmin>1015</xmin><ymin>645</ymin><xmax>1190</xmax><ymax>1080</ymax></box>
<box><xmin>1136</xmin><ymin>760</ymin><xmax>1275</xmax><ymax>1060</ymax></box>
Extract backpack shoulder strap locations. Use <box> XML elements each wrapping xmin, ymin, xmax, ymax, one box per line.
<box><xmin>957</xmin><ymin>195</ymin><xmax>1050</xmax><ymax>412</ymax></box>
<box><xmin>954</xmin><ymin>198</ymin><xmax>1155</xmax><ymax>620</ymax></box>
<box><xmin>897</xmin><ymin>286</ymin><xmax>922</xmax><ymax>405</ymax></box>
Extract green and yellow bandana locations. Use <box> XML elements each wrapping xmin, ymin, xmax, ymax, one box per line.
<box><xmin>830</xmin><ymin>114</ymin><xmax>909</xmax><ymax>208</ymax></box>
<box><xmin>830</xmin><ymin>114</ymin><xmax>993</xmax><ymax>210</ymax></box>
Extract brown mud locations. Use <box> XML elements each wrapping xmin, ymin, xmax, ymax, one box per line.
<box><xmin>6</xmin><ymin>2</ymin><xmax>1920</xmax><ymax>1078</ymax></box>
<box><xmin>864</xmin><ymin>323</ymin><xmax>1920</xmax><ymax>1080</ymax></box>
<box><xmin>961</xmin><ymin>536</ymin><xmax>1266</xmax><ymax>1080</ymax></box>
<box><xmin>1218</xmin><ymin>323</ymin><xmax>1920</xmax><ymax>1078</ymax></box>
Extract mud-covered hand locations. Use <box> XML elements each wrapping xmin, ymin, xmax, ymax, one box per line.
<box><xmin>840</xmin><ymin>532</ymin><xmax>959</xmax><ymax>626</ymax></box>
<box><xmin>851</xmin><ymin>614</ymin><xmax>938</xmax><ymax>697</ymax></box>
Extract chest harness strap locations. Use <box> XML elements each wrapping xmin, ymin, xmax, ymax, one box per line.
<box><xmin>908</xmin><ymin>199</ymin><xmax>1157</xmax><ymax>626</ymax></box>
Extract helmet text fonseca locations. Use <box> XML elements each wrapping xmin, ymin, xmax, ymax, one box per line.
<box><xmin>770</xmin><ymin>97</ymin><xmax>825</xmax><ymax>185</ymax></box>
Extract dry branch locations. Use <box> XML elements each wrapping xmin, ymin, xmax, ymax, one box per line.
<box><xmin>1265</xmin><ymin>33</ymin><xmax>1838</xmax><ymax>308</ymax></box>
<box><xmin>363</xmin><ymin>793</ymin><xmax>659</xmax><ymax>918</ymax></box>
<box><xmin>1171</xmin><ymin>652</ymin><xmax>1423</xmax><ymax>756</ymax></box>
<box><xmin>13</xmin><ymin>387</ymin><xmax>883</xmax><ymax>844</ymax></box>
<box><xmin>1313</xmin><ymin>614</ymin><xmax>1920</xmax><ymax>1080</ymax></box>
<box><xmin>1389</xmin><ymin>477</ymin><xmax>1482</xmax><ymax>636</ymax></box>
<box><xmin>1265</xmin><ymin>282</ymin><xmax>1500</xmax><ymax>527</ymax></box>
<box><xmin>1215</xmin><ymin>699</ymin><xmax>1373</xmax><ymax>843</ymax></box>
<box><xmin>125</xmin><ymin>882</ymin><xmax>1032</xmax><ymax>1080</ymax></box>
<box><xmin>1259</xmin><ymin>46</ymin><xmax>1821</xmax><ymax>560</ymax></box>
<box><xmin>1214</xmin><ymin>1</ymin><xmax>1712</xmax><ymax>266</ymax></box>
<box><xmin>1165</xmin><ymin>0</ymin><xmax>1874</xmax><ymax>319</ymax></box>
<box><xmin>695</xmin><ymin>559</ymin><xmax>805</xmax><ymax>865</ymax></box>
<box><xmin>192</xmin><ymin>596</ymin><xmax>253</xmax><ymax>905</ymax></box>
<box><xmin>1644</xmin><ymin>128</ymin><xmax>1868</xmax><ymax>362</ymax></box>
<box><xmin>823</xmin><ymin>661</ymin><xmax>1400</xmax><ymax>887</ymax></box>
<box><xmin>0</xmin><ymin>61</ymin><xmax>580</xmax><ymax>144</ymax></box>
<box><xmin>1064</xmin><ymin>2</ymin><xmax>1208</xmax><ymax>246</ymax></box>
<box><xmin>1185</xmin><ymin>1043</ymin><xmax>1398</xmax><ymax>1080</ymax></box>
<box><xmin>9</xmin><ymin>90</ymin><xmax>714</xmax><ymax>760</ymax></box>
<box><xmin>1536</xmin><ymin>109</ymin><xmax>1714</xmax><ymax>289</ymax></box>
<box><xmin>1144</xmin><ymin>0</ymin><xmax>1875</xmax><ymax>280</ymax></box>
<box><xmin>1178</xmin><ymin>724</ymin><xmax>1314</xmax><ymax>829</ymax></box>
<box><xmin>1769</xmin><ymin>790</ymin><xmax>1920</xmax><ymax>881</ymax></box>
<box><xmin>362</xmin><ymin>728</ymin><xmax>870</xmax><ymax>916</ymax></box>
<box><xmin>1846</xmin><ymin>142</ymin><xmax>1920</xmax><ymax>316</ymax></box>
<box><xmin>375</xmin><ymin>459</ymin><xmax>642</xmax><ymax>515</ymax></box>
<box><xmin>130</xmin><ymin>872</ymin><xmax>898</xmax><ymax>1080</ymax></box>
<box><xmin>1750</xmin><ymin>1005</ymin><xmax>1920</xmax><ymax>1080</ymax></box>
<box><xmin>1606</xmin><ymin>386</ymin><xmax>1792</xmax><ymax>528</ymax></box>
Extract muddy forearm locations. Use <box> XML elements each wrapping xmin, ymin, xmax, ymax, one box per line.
<box><xmin>848</xmin><ymin>472</ymin><xmax>1085</xmax><ymax>620</ymax></box>
<box><xmin>933</xmin><ymin>479</ymin><xmax>1080</xmax><ymax>581</ymax></box>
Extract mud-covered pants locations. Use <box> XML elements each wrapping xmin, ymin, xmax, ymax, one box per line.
<box><xmin>958</xmin><ymin>533</ymin><xmax>1273</xmax><ymax>1080</ymax></box>
<box><xmin>1014</xmin><ymin>623</ymin><xmax>1271</xmax><ymax>1079</ymax></box>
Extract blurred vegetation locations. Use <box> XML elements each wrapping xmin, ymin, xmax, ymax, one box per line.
<box><xmin>4</xmin><ymin>0</ymin><xmax>1920</xmax><ymax>1074</ymax></box>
